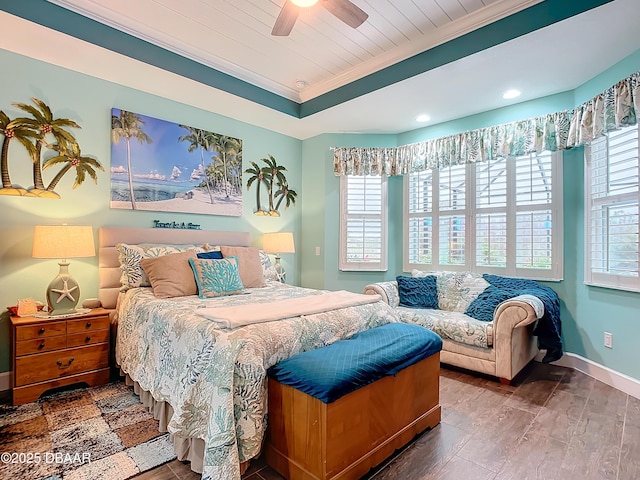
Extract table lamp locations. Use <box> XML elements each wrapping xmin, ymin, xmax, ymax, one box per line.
<box><xmin>263</xmin><ymin>232</ymin><xmax>295</xmax><ymax>283</ymax></box>
<box><xmin>32</xmin><ymin>225</ymin><xmax>95</xmax><ymax>316</ymax></box>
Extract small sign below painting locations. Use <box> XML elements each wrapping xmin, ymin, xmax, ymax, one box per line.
<box><xmin>110</xmin><ymin>108</ymin><xmax>242</xmax><ymax>216</ymax></box>
<box><xmin>152</xmin><ymin>220</ymin><xmax>201</xmax><ymax>230</ymax></box>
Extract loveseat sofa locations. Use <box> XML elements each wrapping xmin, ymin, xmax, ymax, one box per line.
<box><xmin>364</xmin><ymin>271</ymin><xmax>546</xmax><ymax>384</ymax></box>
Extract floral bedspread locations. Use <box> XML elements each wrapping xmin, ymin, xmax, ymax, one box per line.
<box><xmin>115</xmin><ymin>283</ymin><xmax>399</xmax><ymax>480</ymax></box>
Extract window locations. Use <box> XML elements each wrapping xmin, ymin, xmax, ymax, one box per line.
<box><xmin>585</xmin><ymin>125</ymin><xmax>640</xmax><ymax>292</ymax></box>
<box><xmin>339</xmin><ymin>175</ymin><xmax>388</xmax><ymax>271</ymax></box>
<box><xmin>404</xmin><ymin>152</ymin><xmax>563</xmax><ymax>280</ymax></box>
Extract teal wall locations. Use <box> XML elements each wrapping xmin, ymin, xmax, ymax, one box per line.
<box><xmin>0</xmin><ymin>49</ymin><xmax>302</xmax><ymax>374</ymax></box>
<box><xmin>300</xmin><ymin>134</ymin><xmax>398</xmax><ymax>291</ymax></box>
<box><xmin>300</xmin><ymin>49</ymin><xmax>640</xmax><ymax>382</ymax></box>
<box><xmin>2</xmin><ymin>43</ymin><xmax>640</xmax><ymax>384</ymax></box>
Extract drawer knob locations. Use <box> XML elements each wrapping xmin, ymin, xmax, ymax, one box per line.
<box><xmin>56</xmin><ymin>358</ymin><xmax>75</xmax><ymax>368</ymax></box>
<box><xmin>85</xmin><ymin>336</ymin><xmax>91</xmax><ymax>342</ymax></box>
<box><xmin>39</xmin><ymin>328</ymin><xmax>45</xmax><ymax>334</ymax></box>
<box><xmin>86</xmin><ymin>322</ymin><xmax>92</xmax><ymax>328</ymax></box>
<box><xmin>38</xmin><ymin>343</ymin><xmax>45</xmax><ymax>350</ymax></box>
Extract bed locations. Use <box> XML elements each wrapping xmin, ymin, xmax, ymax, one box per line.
<box><xmin>97</xmin><ymin>227</ymin><xmax>401</xmax><ymax>480</ymax></box>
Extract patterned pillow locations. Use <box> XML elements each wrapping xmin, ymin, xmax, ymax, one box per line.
<box><xmin>116</xmin><ymin>243</ymin><xmax>205</xmax><ymax>290</ymax></box>
<box><xmin>397</xmin><ymin>275</ymin><xmax>439</xmax><ymax>309</ymax></box>
<box><xmin>188</xmin><ymin>256</ymin><xmax>245</xmax><ymax>298</ymax></box>
<box><xmin>259</xmin><ymin>250</ymin><xmax>280</xmax><ymax>282</ymax></box>
<box><xmin>435</xmin><ymin>272</ymin><xmax>489</xmax><ymax>312</ymax></box>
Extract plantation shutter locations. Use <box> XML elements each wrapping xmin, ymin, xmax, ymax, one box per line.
<box><xmin>513</xmin><ymin>152</ymin><xmax>555</xmax><ymax>273</ymax></box>
<box><xmin>586</xmin><ymin>125</ymin><xmax>640</xmax><ymax>291</ymax></box>
<box><xmin>339</xmin><ymin>175</ymin><xmax>388</xmax><ymax>271</ymax></box>
<box><xmin>475</xmin><ymin>158</ymin><xmax>508</xmax><ymax>268</ymax></box>
<box><xmin>406</xmin><ymin>170</ymin><xmax>434</xmax><ymax>266</ymax></box>
<box><xmin>438</xmin><ymin>164</ymin><xmax>466</xmax><ymax>267</ymax></box>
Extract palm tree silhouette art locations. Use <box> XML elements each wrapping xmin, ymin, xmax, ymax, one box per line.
<box><xmin>44</xmin><ymin>141</ymin><xmax>104</xmax><ymax>192</ymax></box>
<box><xmin>245</xmin><ymin>161</ymin><xmax>269</xmax><ymax>215</ymax></box>
<box><xmin>274</xmin><ymin>182</ymin><xmax>298</xmax><ymax>213</ymax></box>
<box><xmin>12</xmin><ymin>98</ymin><xmax>80</xmax><ymax>198</ymax></box>
<box><xmin>245</xmin><ymin>154</ymin><xmax>296</xmax><ymax>216</ymax></box>
<box><xmin>0</xmin><ymin>110</ymin><xmax>36</xmax><ymax>196</ymax></box>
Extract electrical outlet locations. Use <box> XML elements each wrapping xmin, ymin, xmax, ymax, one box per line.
<box><xmin>315</xmin><ymin>247</ymin><xmax>321</xmax><ymax>256</ymax></box>
<box><xmin>604</xmin><ymin>332</ymin><xmax>613</xmax><ymax>349</ymax></box>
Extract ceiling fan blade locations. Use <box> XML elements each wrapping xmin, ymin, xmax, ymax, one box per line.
<box><xmin>272</xmin><ymin>1</ymin><xmax>299</xmax><ymax>36</ymax></box>
<box><xmin>320</xmin><ymin>0</ymin><xmax>368</xmax><ymax>29</ymax></box>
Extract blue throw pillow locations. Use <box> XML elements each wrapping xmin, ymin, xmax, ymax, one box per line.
<box><xmin>197</xmin><ymin>251</ymin><xmax>223</xmax><ymax>259</ymax></box>
<box><xmin>464</xmin><ymin>285</ymin><xmax>514</xmax><ymax>322</ymax></box>
<box><xmin>396</xmin><ymin>275</ymin><xmax>439</xmax><ymax>309</ymax></box>
<box><xmin>188</xmin><ymin>256</ymin><xmax>244</xmax><ymax>298</ymax></box>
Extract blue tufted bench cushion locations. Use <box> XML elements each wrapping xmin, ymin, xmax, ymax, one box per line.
<box><xmin>268</xmin><ymin>323</ymin><xmax>442</xmax><ymax>404</ymax></box>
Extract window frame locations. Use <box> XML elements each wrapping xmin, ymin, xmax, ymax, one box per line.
<box><xmin>339</xmin><ymin>174</ymin><xmax>388</xmax><ymax>272</ymax></box>
<box><xmin>584</xmin><ymin>125</ymin><xmax>640</xmax><ymax>293</ymax></box>
<box><xmin>403</xmin><ymin>152</ymin><xmax>564</xmax><ymax>281</ymax></box>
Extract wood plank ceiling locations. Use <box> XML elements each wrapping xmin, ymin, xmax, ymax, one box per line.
<box><xmin>46</xmin><ymin>0</ymin><xmax>539</xmax><ymax>102</ymax></box>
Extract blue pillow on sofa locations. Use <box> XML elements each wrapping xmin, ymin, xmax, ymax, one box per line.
<box><xmin>197</xmin><ymin>251</ymin><xmax>224</xmax><ymax>260</ymax></box>
<box><xmin>396</xmin><ymin>275</ymin><xmax>439</xmax><ymax>309</ymax></box>
<box><xmin>464</xmin><ymin>285</ymin><xmax>514</xmax><ymax>322</ymax></box>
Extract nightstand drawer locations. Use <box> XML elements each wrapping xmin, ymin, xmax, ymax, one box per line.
<box><xmin>15</xmin><ymin>321</ymin><xmax>66</xmax><ymax>341</ymax></box>
<box><xmin>14</xmin><ymin>343</ymin><xmax>109</xmax><ymax>387</ymax></box>
<box><xmin>67</xmin><ymin>315</ymin><xmax>110</xmax><ymax>333</ymax></box>
<box><xmin>67</xmin><ymin>329</ymin><xmax>109</xmax><ymax>347</ymax></box>
<box><xmin>15</xmin><ymin>335</ymin><xmax>67</xmax><ymax>356</ymax></box>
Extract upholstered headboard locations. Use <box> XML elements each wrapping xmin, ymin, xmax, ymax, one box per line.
<box><xmin>98</xmin><ymin>227</ymin><xmax>251</xmax><ymax>310</ymax></box>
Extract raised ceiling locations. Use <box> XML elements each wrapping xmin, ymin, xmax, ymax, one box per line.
<box><xmin>45</xmin><ymin>0</ymin><xmax>542</xmax><ymax>102</ymax></box>
<box><xmin>1</xmin><ymin>0</ymin><xmax>639</xmax><ymax>139</ymax></box>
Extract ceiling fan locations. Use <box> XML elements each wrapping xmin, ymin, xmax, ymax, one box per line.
<box><xmin>272</xmin><ymin>0</ymin><xmax>369</xmax><ymax>36</ymax></box>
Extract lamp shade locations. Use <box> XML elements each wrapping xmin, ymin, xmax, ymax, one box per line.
<box><xmin>263</xmin><ymin>232</ymin><xmax>295</xmax><ymax>254</ymax></box>
<box><xmin>32</xmin><ymin>225</ymin><xmax>95</xmax><ymax>259</ymax></box>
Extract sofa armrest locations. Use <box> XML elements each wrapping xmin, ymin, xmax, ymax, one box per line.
<box><xmin>493</xmin><ymin>295</ymin><xmax>542</xmax><ymax>381</ymax></box>
<box><xmin>494</xmin><ymin>294</ymin><xmax>543</xmax><ymax>329</ymax></box>
<box><xmin>363</xmin><ymin>281</ymin><xmax>400</xmax><ymax>308</ymax></box>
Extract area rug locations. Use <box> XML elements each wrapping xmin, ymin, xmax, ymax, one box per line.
<box><xmin>0</xmin><ymin>381</ymin><xmax>177</xmax><ymax>480</ymax></box>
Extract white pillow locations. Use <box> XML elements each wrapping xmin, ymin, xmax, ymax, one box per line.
<box><xmin>116</xmin><ymin>243</ymin><xmax>205</xmax><ymax>290</ymax></box>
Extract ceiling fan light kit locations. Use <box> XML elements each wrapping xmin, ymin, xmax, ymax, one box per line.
<box><xmin>272</xmin><ymin>0</ymin><xmax>369</xmax><ymax>36</ymax></box>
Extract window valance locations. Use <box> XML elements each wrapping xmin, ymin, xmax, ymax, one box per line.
<box><xmin>333</xmin><ymin>70</ymin><xmax>640</xmax><ymax>176</ymax></box>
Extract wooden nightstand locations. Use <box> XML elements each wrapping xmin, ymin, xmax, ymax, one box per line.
<box><xmin>10</xmin><ymin>308</ymin><xmax>111</xmax><ymax>405</ymax></box>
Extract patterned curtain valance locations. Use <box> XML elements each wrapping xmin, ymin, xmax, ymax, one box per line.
<box><xmin>333</xmin><ymin>71</ymin><xmax>640</xmax><ymax>176</ymax></box>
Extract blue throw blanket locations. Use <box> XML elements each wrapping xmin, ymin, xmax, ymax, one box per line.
<box><xmin>482</xmin><ymin>274</ymin><xmax>562</xmax><ymax>362</ymax></box>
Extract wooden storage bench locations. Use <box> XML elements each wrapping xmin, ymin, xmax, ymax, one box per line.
<box><xmin>265</xmin><ymin>323</ymin><xmax>442</xmax><ymax>480</ymax></box>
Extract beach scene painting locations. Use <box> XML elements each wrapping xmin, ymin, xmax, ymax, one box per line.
<box><xmin>110</xmin><ymin>108</ymin><xmax>242</xmax><ymax>216</ymax></box>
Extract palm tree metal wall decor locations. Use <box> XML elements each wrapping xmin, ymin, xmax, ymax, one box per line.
<box><xmin>245</xmin><ymin>154</ymin><xmax>297</xmax><ymax>216</ymax></box>
<box><xmin>0</xmin><ymin>98</ymin><xmax>102</xmax><ymax>198</ymax></box>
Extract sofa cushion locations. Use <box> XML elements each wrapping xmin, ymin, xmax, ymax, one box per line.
<box><xmin>397</xmin><ymin>307</ymin><xmax>493</xmax><ymax>348</ymax></box>
<box><xmin>397</xmin><ymin>275</ymin><xmax>439</xmax><ymax>309</ymax></box>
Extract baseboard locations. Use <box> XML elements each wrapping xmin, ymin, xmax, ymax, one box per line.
<box><xmin>535</xmin><ymin>351</ymin><xmax>640</xmax><ymax>400</ymax></box>
<box><xmin>0</xmin><ymin>371</ymin><xmax>12</xmax><ymax>392</ymax></box>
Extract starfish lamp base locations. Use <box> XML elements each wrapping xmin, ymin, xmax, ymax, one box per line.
<box><xmin>46</xmin><ymin>261</ymin><xmax>80</xmax><ymax>316</ymax></box>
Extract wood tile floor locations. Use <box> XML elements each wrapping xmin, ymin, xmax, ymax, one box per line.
<box><xmin>137</xmin><ymin>361</ymin><xmax>640</xmax><ymax>480</ymax></box>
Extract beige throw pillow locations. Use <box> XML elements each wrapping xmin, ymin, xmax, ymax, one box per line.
<box><xmin>220</xmin><ymin>246</ymin><xmax>265</xmax><ymax>288</ymax></box>
<box><xmin>140</xmin><ymin>250</ymin><xmax>198</xmax><ymax>298</ymax></box>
